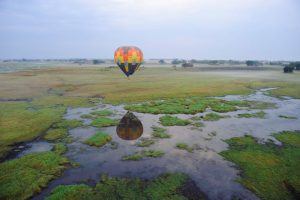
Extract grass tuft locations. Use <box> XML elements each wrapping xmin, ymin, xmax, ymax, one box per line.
<box><xmin>176</xmin><ymin>143</ymin><xmax>194</xmax><ymax>153</ymax></box>
<box><xmin>279</xmin><ymin>115</ymin><xmax>297</xmax><ymax>119</ymax></box>
<box><xmin>46</xmin><ymin>173</ymin><xmax>202</xmax><ymax>200</ymax></box>
<box><xmin>84</xmin><ymin>132</ymin><xmax>112</xmax><ymax>147</ymax></box>
<box><xmin>90</xmin><ymin>109</ymin><xmax>113</xmax><ymax>116</ymax></box>
<box><xmin>52</xmin><ymin>143</ymin><xmax>68</xmax><ymax>155</ymax></box>
<box><xmin>203</xmin><ymin>113</ymin><xmax>229</xmax><ymax>121</ymax></box>
<box><xmin>136</xmin><ymin>138</ymin><xmax>155</xmax><ymax>147</ymax></box>
<box><xmin>237</xmin><ymin>111</ymin><xmax>266</xmax><ymax>119</ymax></box>
<box><xmin>90</xmin><ymin>117</ymin><xmax>118</xmax><ymax>127</ymax></box>
<box><xmin>0</xmin><ymin>152</ymin><xmax>69</xmax><ymax>200</ymax></box>
<box><xmin>159</xmin><ymin>115</ymin><xmax>191</xmax><ymax>126</ymax></box>
<box><xmin>151</xmin><ymin>126</ymin><xmax>171</xmax><ymax>138</ymax></box>
<box><xmin>220</xmin><ymin>130</ymin><xmax>300</xmax><ymax>200</ymax></box>
<box><xmin>44</xmin><ymin>128</ymin><xmax>67</xmax><ymax>141</ymax></box>
<box><xmin>122</xmin><ymin>150</ymin><xmax>165</xmax><ymax>161</ymax></box>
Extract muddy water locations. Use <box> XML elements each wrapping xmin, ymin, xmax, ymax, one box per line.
<box><xmin>30</xmin><ymin>89</ymin><xmax>300</xmax><ymax>200</ymax></box>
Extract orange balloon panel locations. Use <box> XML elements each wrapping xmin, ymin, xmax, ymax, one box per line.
<box><xmin>114</xmin><ymin>46</ymin><xmax>143</xmax><ymax>64</ymax></box>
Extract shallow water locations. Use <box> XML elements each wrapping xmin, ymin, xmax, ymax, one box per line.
<box><xmin>27</xmin><ymin>89</ymin><xmax>300</xmax><ymax>200</ymax></box>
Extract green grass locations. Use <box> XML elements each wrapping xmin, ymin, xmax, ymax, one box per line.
<box><xmin>90</xmin><ymin>117</ymin><xmax>118</xmax><ymax>127</ymax></box>
<box><xmin>84</xmin><ymin>131</ymin><xmax>112</xmax><ymax>147</ymax></box>
<box><xmin>143</xmin><ymin>150</ymin><xmax>165</xmax><ymax>157</ymax></box>
<box><xmin>237</xmin><ymin>111</ymin><xmax>266</xmax><ymax>118</ymax></box>
<box><xmin>90</xmin><ymin>109</ymin><xmax>113</xmax><ymax>116</ymax></box>
<box><xmin>0</xmin><ymin>152</ymin><xmax>69</xmax><ymax>200</ymax></box>
<box><xmin>220</xmin><ymin>130</ymin><xmax>300</xmax><ymax>200</ymax></box>
<box><xmin>279</xmin><ymin>115</ymin><xmax>297</xmax><ymax>119</ymax></box>
<box><xmin>125</xmin><ymin>98</ymin><xmax>246</xmax><ymax>114</ymax></box>
<box><xmin>1</xmin><ymin>68</ymin><xmax>299</xmax><ymax>158</ymax></box>
<box><xmin>122</xmin><ymin>150</ymin><xmax>165</xmax><ymax>161</ymax></box>
<box><xmin>151</xmin><ymin>126</ymin><xmax>171</xmax><ymax>138</ymax></box>
<box><xmin>246</xmin><ymin>101</ymin><xmax>277</xmax><ymax>109</ymax></box>
<box><xmin>46</xmin><ymin>184</ymin><xmax>93</xmax><ymax>200</ymax></box>
<box><xmin>46</xmin><ymin>173</ymin><xmax>202</xmax><ymax>200</ymax></box>
<box><xmin>44</xmin><ymin>128</ymin><xmax>67</xmax><ymax>141</ymax></box>
<box><xmin>53</xmin><ymin>119</ymin><xmax>84</xmax><ymax>129</ymax></box>
<box><xmin>136</xmin><ymin>138</ymin><xmax>155</xmax><ymax>147</ymax></box>
<box><xmin>80</xmin><ymin>114</ymin><xmax>95</xmax><ymax>119</ymax></box>
<box><xmin>159</xmin><ymin>115</ymin><xmax>191</xmax><ymax>126</ymax></box>
<box><xmin>52</xmin><ymin>143</ymin><xmax>68</xmax><ymax>155</ymax></box>
<box><xmin>122</xmin><ymin>153</ymin><xmax>144</xmax><ymax>161</ymax></box>
<box><xmin>176</xmin><ymin>143</ymin><xmax>194</xmax><ymax>153</ymax></box>
<box><xmin>192</xmin><ymin>121</ymin><xmax>205</xmax><ymax>127</ymax></box>
<box><xmin>0</xmin><ymin>102</ymin><xmax>65</xmax><ymax>159</ymax></box>
<box><xmin>203</xmin><ymin>113</ymin><xmax>229</xmax><ymax>121</ymax></box>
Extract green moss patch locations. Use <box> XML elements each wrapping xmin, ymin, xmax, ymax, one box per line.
<box><xmin>90</xmin><ymin>117</ymin><xmax>118</xmax><ymax>127</ymax></box>
<box><xmin>220</xmin><ymin>130</ymin><xmax>300</xmax><ymax>200</ymax></box>
<box><xmin>159</xmin><ymin>115</ymin><xmax>191</xmax><ymax>126</ymax></box>
<box><xmin>122</xmin><ymin>150</ymin><xmax>165</xmax><ymax>161</ymax></box>
<box><xmin>136</xmin><ymin>138</ymin><xmax>155</xmax><ymax>147</ymax></box>
<box><xmin>53</xmin><ymin>119</ymin><xmax>83</xmax><ymax>129</ymax></box>
<box><xmin>203</xmin><ymin>113</ymin><xmax>229</xmax><ymax>121</ymax></box>
<box><xmin>47</xmin><ymin>173</ymin><xmax>205</xmax><ymax>200</ymax></box>
<box><xmin>44</xmin><ymin>128</ymin><xmax>67</xmax><ymax>141</ymax></box>
<box><xmin>52</xmin><ymin>143</ymin><xmax>68</xmax><ymax>155</ymax></box>
<box><xmin>80</xmin><ymin>114</ymin><xmax>95</xmax><ymax>119</ymax></box>
<box><xmin>84</xmin><ymin>132</ymin><xmax>112</xmax><ymax>147</ymax></box>
<box><xmin>124</xmin><ymin>96</ymin><xmax>275</xmax><ymax>114</ymax></box>
<box><xmin>279</xmin><ymin>115</ymin><xmax>297</xmax><ymax>119</ymax></box>
<box><xmin>151</xmin><ymin>126</ymin><xmax>171</xmax><ymax>138</ymax></box>
<box><xmin>237</xmin><ymin>111</ymin><xmax>266</xmax><ymax>119</ymax></box>
<box><xmin>0</xmin><ymin>152</ymin><xmax>69</xmax><ymax>200</ymax></box>
<box><xmin>46</xmin><ymin>184</ymin><xmax>93</xmax><ymax>200</ymax></box>
<box><xmin>90</xmin><ymin>109</ymin><xmax>113</xmax><ymax>116</ymax></box>
<box><xmin>176</xmin><ymin>143</ymin><xmax>194</xmax><ymax>153</ymax></box>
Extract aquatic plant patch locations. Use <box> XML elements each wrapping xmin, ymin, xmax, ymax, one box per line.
<box><xmin>84</xmin><ymin>132</ymin><xmax>112</xmax><ymax>147</ymax></box>
<box><xmin>44</xmin><ymin>128</ymin><xmax>68</xmax><ymax>141</ymax></box>
<box><xmin>90</xmin><ymin>117</ymin><xmax>118</xmax><ymax>127</ymax></box>
<box><xmin>90</xmin><ymin>109</ymin><xmax>114</xmax><ymax>116</ymax></box>
<box><xmin>122</xmin><ymin>150</ymin><xmax>165</xmax><ymax>161</ymax></box>
<box><xmin>176</xmin><ymin>143</ymin><xmax>194</xmax><ymax>153</ymax></box>
<box><xmin>203</xmin><ymin>113</ymin><xmax>229</xmax><ymax>121</ymax></box>
<box><xmin>0</xmin><ymin>152</ymin><xmax>69</xmax><ymax>200</ymax></box>
<box><xmin>237</xmin><ymin>111</ymin><xmax>266</xmax><ymax>119</ymax></box>
<box><xmin>151</xmin><ymin>126</ymin><xmax>171</xmax><ymax>138</ymax></box>
<box><xmin>46</xmin><ymin>173</ymin><xmax>205</xmax><ymax>200</ymax></box>
<box><xmin>159</xmin><ymin>115</ymin><xmax>191</xmax><ymax>126</ymax></box>
<box><xmin>279</xmin><ymin>115</ymin><xmax>297</xmax><ymax>119</ymax></box>
<box><xmin>220</xmin><ymin>131</ymin><xmax>300</xmax><ymax>200</ymax></box>
<box><xmin>136</xmin><ymin>138</ymin><xmax>155</xmax><ymax>147</ymax></box>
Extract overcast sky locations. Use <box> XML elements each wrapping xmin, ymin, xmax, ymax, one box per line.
<box><xmin>0</xmin><ymin>0</ymin><xmax>299</xmax><ymax>60</ymax></box>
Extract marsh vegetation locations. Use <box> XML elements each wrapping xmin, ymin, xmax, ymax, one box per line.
<box><xmin>0</xmin><ymin>66</ymin><xmax>299</xmax><ymax>200</ymax></box>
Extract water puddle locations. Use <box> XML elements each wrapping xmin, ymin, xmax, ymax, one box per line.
<box><xmin>25</xmin><ymin>88</ymin><xmax>300</xmax><ymax>200</ymax></box>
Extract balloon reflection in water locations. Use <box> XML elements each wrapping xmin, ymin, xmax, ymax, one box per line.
<box><xmin>116</xmin><ymin>112</ymin><xmax>143</xmax><ymax>140</ymax></box>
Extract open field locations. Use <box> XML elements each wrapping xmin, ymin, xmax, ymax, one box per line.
<box><xmin>0</xmin><ymin>66</ymin><xmax>300</xmax><ymax>200</ymax></box>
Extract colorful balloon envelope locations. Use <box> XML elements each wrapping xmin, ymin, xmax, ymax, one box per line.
<box><xmin>114</xmin><ymin>46</ymin><xmax>143</xmax><ymax>77</ymax></box>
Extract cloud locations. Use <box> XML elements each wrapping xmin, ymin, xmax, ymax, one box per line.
<box><xmin>0</xmin><ymin>0</ymin><xmax>299</xmax><ymax>59</ymax></box>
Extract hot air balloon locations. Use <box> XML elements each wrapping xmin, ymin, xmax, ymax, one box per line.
<box><xmin>114</xmin><ymin>46</ymin><xmax>143</xmax><ymax>77</ymax></box>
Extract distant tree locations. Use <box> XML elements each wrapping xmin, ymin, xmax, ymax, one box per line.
<box><xmin>158</xmin><ymin>59</ymin><xmax>165</xmax><ymax>64</ymax></box>
<box><xmin>246</xmin><ymin>60</ymin><xmax>262</xmax><ymax>66</ymax></box>
<box><xmin>171</xmin><ymin>59</ymin><xmax>182</xmax><ymax>65</ymax></box>
<box><xmin>283</xmin><ymin>65</ymin><xmax>294</xmax><ymax>73</ymax></box>
<box><xmin>182</xmin><ymin>62</ymin><xmax>193</xmax><ymax>68</ymax></box>
<box><xmin>93</xmin><ymin>59</ymin><xmax>105</xmax><ymax>64</ymax></box>
<box><xmin>289</xmin><ymin>62</ymin><xmax>300</xmax><ymax>70</ymax></box>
